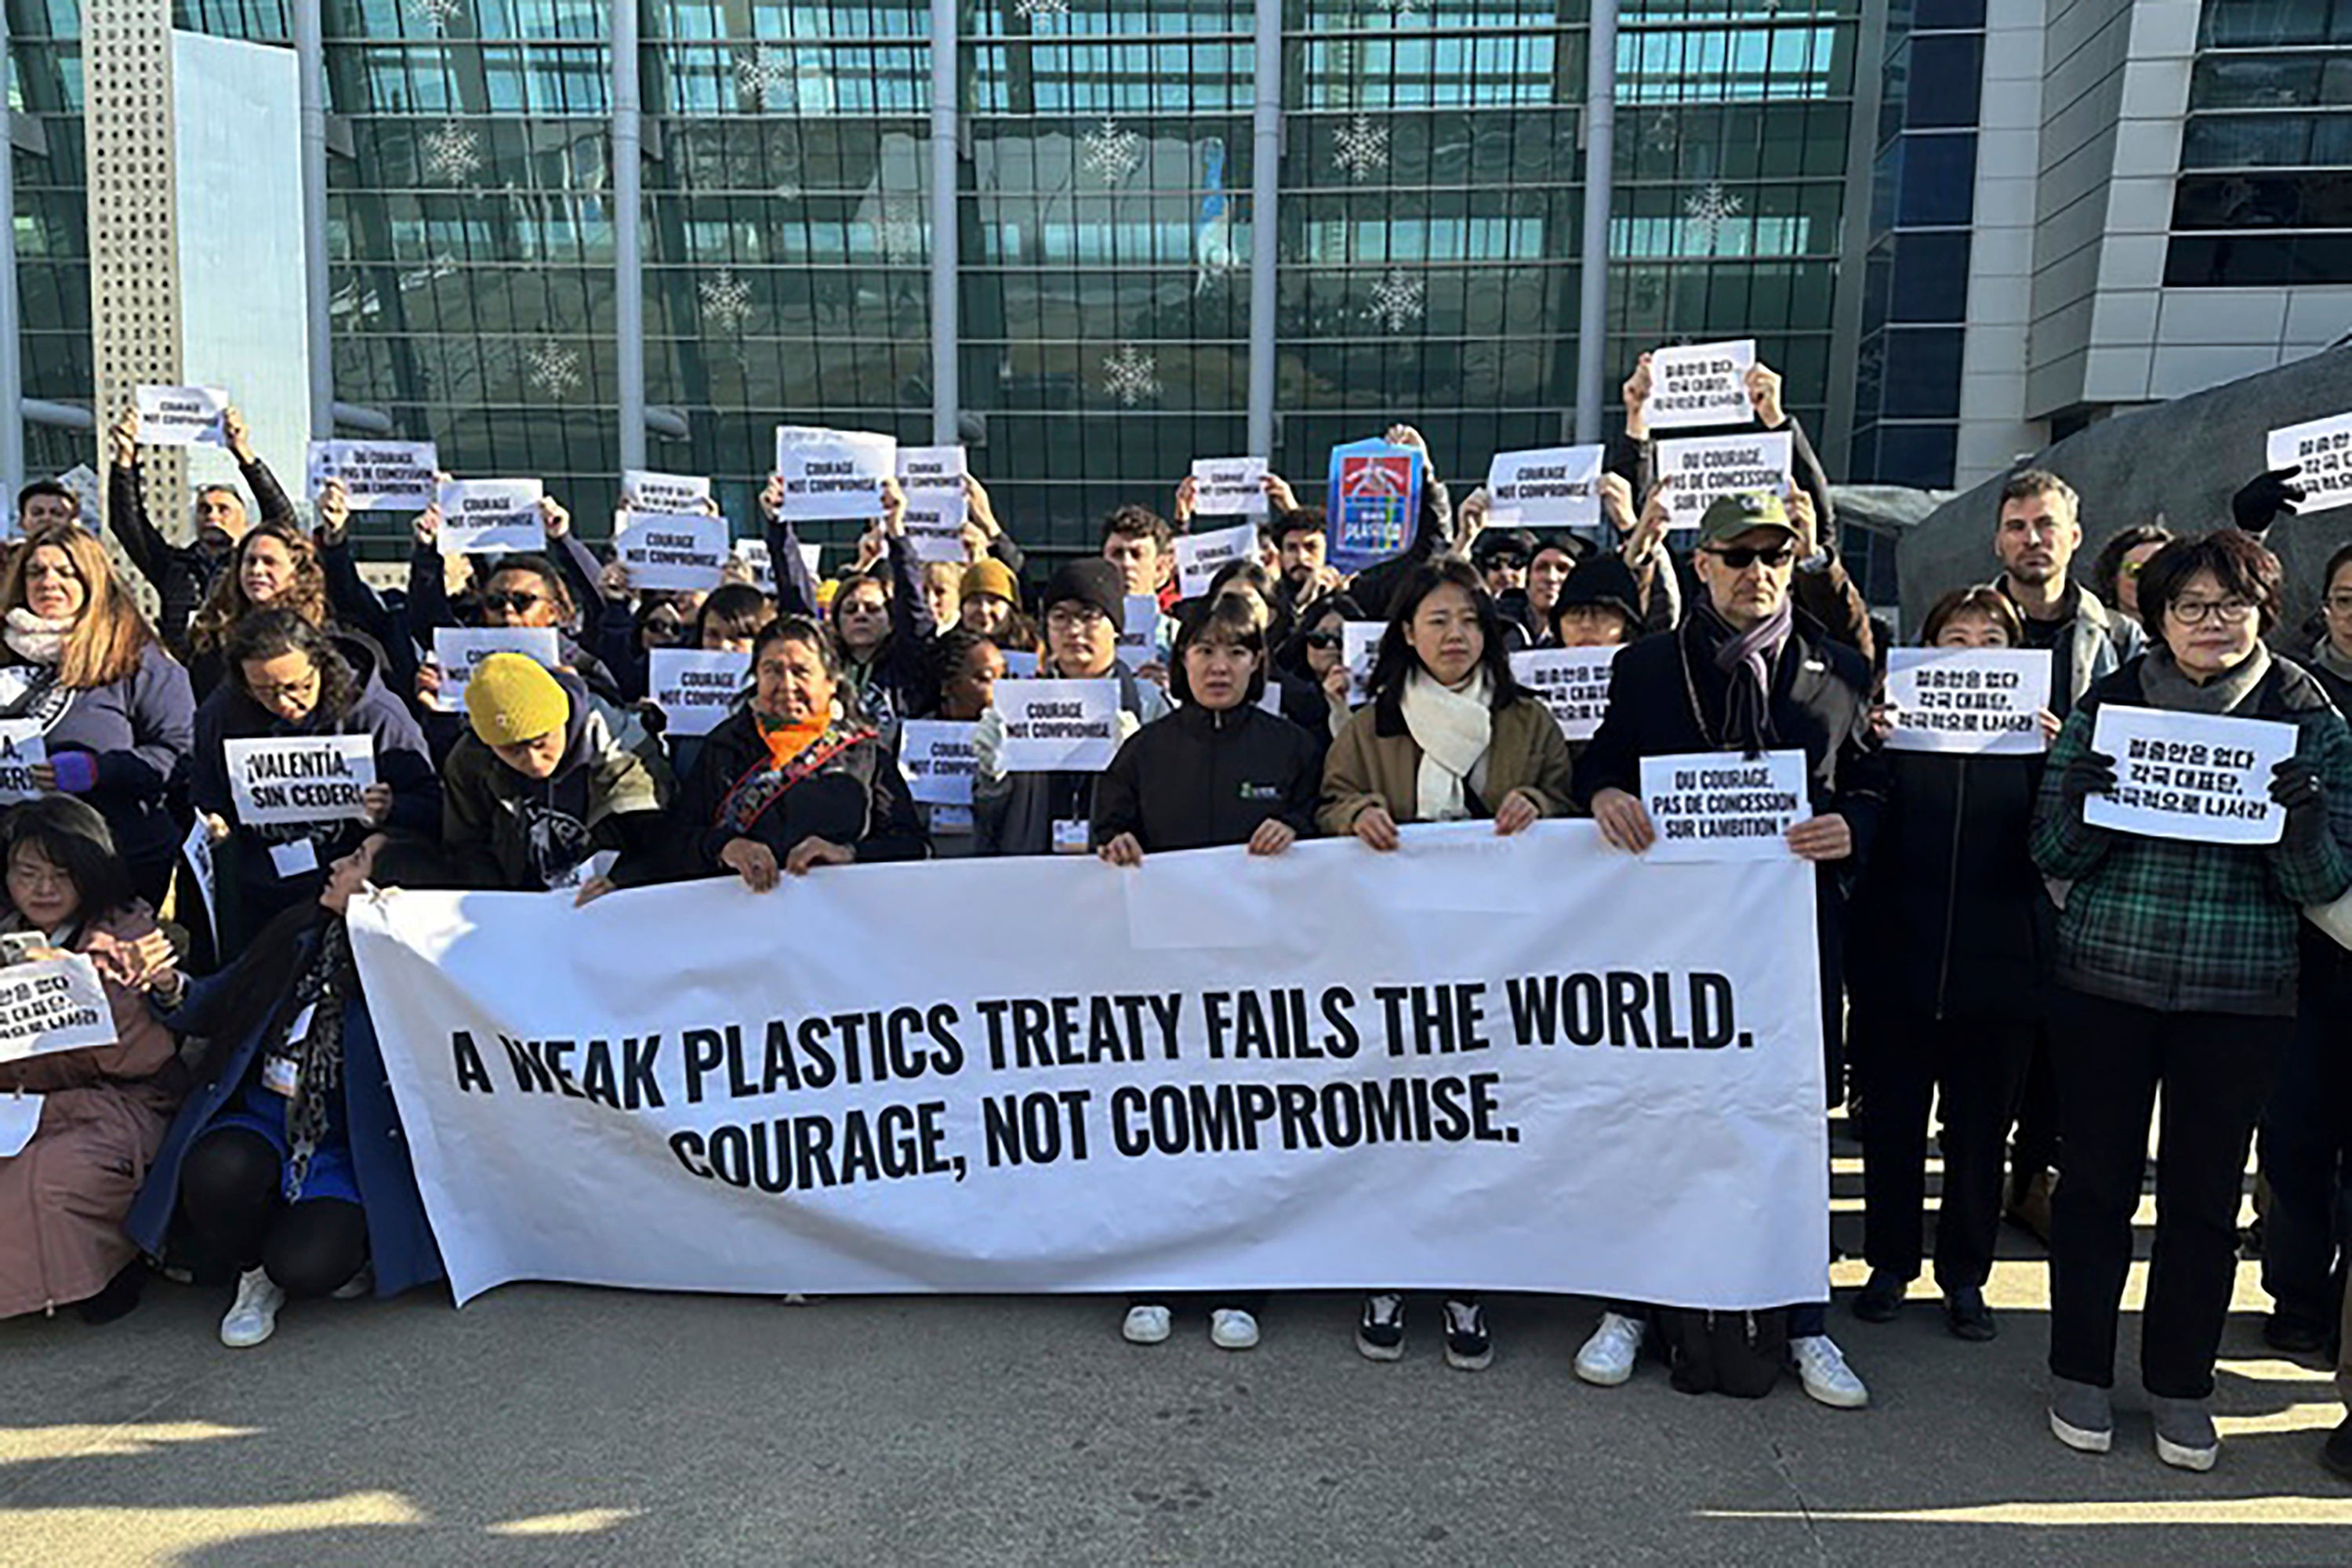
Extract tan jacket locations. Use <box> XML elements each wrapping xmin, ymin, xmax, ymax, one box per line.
<box><xmin>1317</xmin><ymin>693</ymin><xmax>1574</xmax><ymax>836</ymax></box>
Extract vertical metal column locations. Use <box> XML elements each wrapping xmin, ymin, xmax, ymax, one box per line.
<box><xmin>294</xmin><ymin>0</ymin><xmax>333</xmax><ymax>440</ymax></box>
<box><xmin>612</xmin><ymin>0</ymin><xmax>647</xmax><ymax>472</ymax></box>
<box><xmin>0</xmin><ymin>0</ymin><xmax>24</xmax><ymax>497</ymax></box>
<box><xmin>1245</xmin><ymin>0</ymin><xmax>1280</xmax><ymax>459</ymax></box>
<box><xmin>929</xmin><ymin>0</ymin><xmax>959</xmax><ymax>445</ymax></box>
<box><xmin>1572</xmin><ymin>0</ymin><xmax>1617</xmax><ymax>445</ymax></box>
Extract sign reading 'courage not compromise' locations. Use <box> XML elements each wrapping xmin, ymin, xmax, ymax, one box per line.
<box><xmin>350</xmin><ymin>825</ymin><xmax>1830</xmax><ymax>1309</ymax></box>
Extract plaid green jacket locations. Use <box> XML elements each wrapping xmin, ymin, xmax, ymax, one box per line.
<box><xmin>2030</xmin><ymin>655</ymin><xmax>2352</xmax><ymax>1016</ymax></box>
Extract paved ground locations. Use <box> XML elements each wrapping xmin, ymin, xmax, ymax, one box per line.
<box><xmin>3</xmin><ymin>1149</ymin><xmax>2347</xmax><ymax>1568</ymax></box>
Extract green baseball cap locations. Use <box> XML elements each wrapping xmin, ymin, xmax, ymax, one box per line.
<box><xmin>1696</xmin><ymin>490</ymin><xmax>1798</xmax><ymax>550</ymax></box>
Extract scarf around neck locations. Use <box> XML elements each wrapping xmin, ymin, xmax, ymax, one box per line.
<box><xmin>1692</xmin><ymin>597</ymin><xmax>1793</xmax><ymax>757</ymax></box>
<box><xmin>1399</xmin><ymin>666</ymin><xmax>1494</xmax><ymax>822</ymax></box>
<box><xmin>3</xmin><ymin>607</ymin><xmax>72</xmax><ymax>666</ymax></box>
<box><xmin>281</xmin><ymin>919</ymin><xmax>355</xmax><ymax>1202</ymax></box>
<box><xmin>2310</xmin><ymin>631</ymin><xmax>2352</xmax><ymax>688</ymax></box>
<box><xmin>2140</xmin><ymin>641</ymin><xmax>2270</xmax><ymax>716</ymax></box>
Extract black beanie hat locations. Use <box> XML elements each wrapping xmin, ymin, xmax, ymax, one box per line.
<box><xmin>1044</xmin><ymin>557</ymin><xmax>1129</xmax><ymax>631</ymax></box>
<box><xmin>1552</xmin><ymin>552</ymin><xmax>1643</xmax><ymax>634</ymax></box>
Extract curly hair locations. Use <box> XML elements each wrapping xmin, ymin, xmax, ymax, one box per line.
<box><xmin>188</xmin><ymin>520</ymin><xmax>328</xmax><ymax>655</ymax></box>
<box><xmin>223</xmin><ymin>609</ymin><xmax>359</xmax><ymax>724</ymax></box>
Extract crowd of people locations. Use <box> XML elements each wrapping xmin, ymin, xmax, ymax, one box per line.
<box><xmin>0</xmin><ymin>358</ymin><xmax>2346</xmax><ymax>1486</ymax></box>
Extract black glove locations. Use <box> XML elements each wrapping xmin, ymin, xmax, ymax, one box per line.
<box><xmin>2061</xmin><ymin>748</ymin><xmax>2118</xmax><ymax>808</ymax></box>
<box><xmin>2271</xmin><ymin>757</ymin><xmax>2328</xmax><ymax>847</ymax></box>
<box><xmin>2231</xmin><ymin>466</ymin><xmax>2306</xmax><ymax>535</ymax></box>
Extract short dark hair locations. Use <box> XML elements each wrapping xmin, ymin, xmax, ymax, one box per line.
<box><xmin>1171</xmin><ymin>596</ymin><xmax>1269</xmax><ymax>707</ymax></box>
<box><xmin>1919</xmin><ymin>586</ymin><xmax>2024</xmax><ymax>646</ymax></box>
<box><xmin>1207</xmin><ymin>557</ymin><xmax>1276</xmax><ymax>607</ymax></box>
<box><xmin>931</xmin><ymin>626</ymin><xmax>999</xmax><ymax>698</ymax></box>
<box><xmin>483</xmin><ymin>554</ymin><xmax>575</xmax><ymax>622</ymax></box>
<box><xmin>15</xmin><ymin>481</ymin><xmax>74</xmax><ymax>518</ymax></box>
<box><xmin>1275</xmin><ymin>506</ymin><xmax>1326</xmax><ymax>544</ymax></box>
<box><xmin>696</xmin><ymin>583</ymin><xmax>775</xmax><ymax>645</ymax></box>
<box><xmin>1367</xmin><ymin>558</ymin><xmax>1528</xmax><ymax>713</ymax></box>
<box><xmin>2134</xmin><ymin>529</ymin><xmax>2284</xmax><ymax>637</ymax></box>
<box><xmin>1101</xmin><ymin>505</ymin><xmax>1172</xmax><ymax>552</ymax></box>
<box><xmin>0</xmin><ymin>795</ymin><xmax>132</xmax><ymax>926</ymax></box>
<box><xmin>224</xmin><ymin>610</ymin><xmax>358</xmax><ymax>722</ymax></box>
<box><xmin>754</xmin><ymin>613</ymin><xmax>844</xmax><ymax>680</ymax></box>
<box><xmin>1996</xmin><ymin>468</ymin><xmax>2078</xmax><ymax>525</ymax></box>
<box><xmin>2325</xmin><ymin>541</ymin><xmax>2352</xmax><ymax>601</ymax></box>
<box><xmin>2089</xmin><ymin>521</ymin><xmax>2174</xmax><ymax>611</ymax></box>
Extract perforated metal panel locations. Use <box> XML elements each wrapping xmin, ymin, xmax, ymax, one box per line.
<box><xmin>83</xmin><ymin>0</ymin><xmax>186</xmax><ymax>539</ymax></box>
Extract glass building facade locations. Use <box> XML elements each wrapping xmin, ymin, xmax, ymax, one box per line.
<box><xmin>10</xmin><ymin>0</ymin><xmax>1871</xmax><ymax>560</ymax></box>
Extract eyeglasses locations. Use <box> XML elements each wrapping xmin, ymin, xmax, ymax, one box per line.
<box><xmin>642</xmin><ymin>618</ymin><xmax>688</xmax><ymax>642</ymax></box>
<box><xmin>1302</xmin><ymin>631</ymin><xmax>1343</xmax><ymax>649</ymax></box>
<box><xmin>2166</xmin><ymin>598</ymin><xmax>2256</xmax><ymax>626</ymax></box>
<box><xmin>247</xmin><ymin>669</ymin><xmax>320</xmax><ymax>703</ymax></box>
<box><xmin>1704</xmin><ymin>544</ymin><xmax>1795</xmax><ymax>571</ymax></box>
<box><xmin>2327</xmin><ymin>594</ymin><xmax>2352</xmax><ymax>614</ymax></box>
<box><xmin>481</xmin><ymin>591</ymin><xmax>544</xmax><ymax>615</ymax></box>
<box><xmin>1046</xmin><ymin>604</ymin><xmax>1109</xmax><ymax>630</ymax></box>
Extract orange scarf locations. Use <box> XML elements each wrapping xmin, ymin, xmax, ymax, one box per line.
<box><xmin>758</xmin><ymin>713</ymin><xmax>829</xmax><ymax>771</ymax></box>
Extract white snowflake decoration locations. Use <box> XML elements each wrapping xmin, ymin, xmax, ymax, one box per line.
<box><xmin>1333</xmin><ymin>114</ymin><xmax>1389</xmax><ymax>182</ymax></box>
<box><xmin>1081</xmin><ymin>118</ymin><xmax>1145</xmax><ymax>186</ymax></box>
<box><xmin>422</xmin><ymin>120</ymin><xmax>481</xmax><ymax>184</ymax></box>
<box><xmin>1683</xmin><ymin>180</ymin><xmax>1744</xmax><ymax>252</ymax></box>
<box><xmin>1367</xmin><ymin>270</ymin><xmax>1425</xmax><ymax>333</ymax></box>
<box><xmin>734</xmin><ymin>45</ymin><xmax>795</xmax><ymax>111</ymax></box>
<box><xmin>1101</xmin><ymin>344</ymin><xmax>1161</xmax><ymax>407</ymax></box>
<box><xmin>699</xmin><ymin>269</ymin><xmax>751</xmax><ymax>335</ymax></box>
<box><xmin>404</xmin><ymin>0</ymin><xmax>464</xmax><ymax>27</ymax></box>
<box><xmin>1014</xmin><ymin>0</ymin><xmax>1069</xmax><ymax>16</ymax></box>
<box><xmin>1372</xmin><ymin>0</ymin><xmax>1422</xmax><ymax>18</ymax></box>
<box><xmin>525</xmin><ymin>341</ymin><xmax>583</xmax><ymax>398</ymax></box>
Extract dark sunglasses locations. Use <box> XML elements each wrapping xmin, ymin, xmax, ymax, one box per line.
<box><xmin>1704</xmin><ymin>544</ymin><xmax>1795</xmax><ymax>571</ymax></box>
<box><xmin>1303</xmin><ymin>631</ymin><xmax>1343</xmax><ymax>649</ymax></box>
<box><xmin>481</xmin><ymin>590</ymin><xmax>544</xmax><ymax>614</ymax></box>
<box><xmin>642</xmin><ymin>617</ymin><xmax>688</xmax><ymax>641</ymax></box>
<box><xmin>1486</xmin><ymin>555</ymin><xmax>1528</xmax><ymax>572</ymax></box>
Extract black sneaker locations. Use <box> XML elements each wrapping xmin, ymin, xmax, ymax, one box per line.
<box><xmin>2263</xmin><ymin>1312</ymin><xmax>2331</xmax><ymax>1356</ymax></box>
<box><xmin>1356</xmin><ymin>1293</ymin><xmax>1404</xmax><ymax>1362</ymax></box>
<box><xmin>1944</xmin><ymin>1286</ymin><xmax>1997</xmax><ymax>1342</ymax></box>
<box><xmin>1443</xmin><ymin>1298</ymin><xmax>1491</xmax><ymax>1370</ymax></box>
<box><xmin>2323</xmin><ymin>1415</ymin><xmax>2352</xmax><ymax>1483</ymax></box>
<box><xmin>1852</xmin><ymin>1269</ymin><xmax>1907</xmax><ymax>1323</ymax></box>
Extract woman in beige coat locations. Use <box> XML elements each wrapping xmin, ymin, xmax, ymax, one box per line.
<box><xmin>1318</xmin><ymin>556</ymin><xmax>1573</xmax><ymax>1370</ymax></box>
<box><xmin>0</xmin><ymin>796</ymin><xmax>183</xmax><ymax>1323</ymax></box>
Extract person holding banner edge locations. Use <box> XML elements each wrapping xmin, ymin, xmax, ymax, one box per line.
<box><xmin>1573</xmin><ymin>487</ymin><xmax>1885</xmax><ymax>1409</ymax></box>
<box><xmin>2031</xmin><ymin>528</ymin><xmax>2352</xmax><ymax>1472</ymax></box>
<box><xmin>1318</xmin><ymin>556</ymin><xmax>1571</xmax><ymax>1369</ymax></box>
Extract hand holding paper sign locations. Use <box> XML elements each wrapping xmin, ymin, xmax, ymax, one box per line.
<box><xmin>1746</xmin><ymin>361</ymin><xmax>1785</xmax><ymax>428</ymax></box>
<box><xmin>2233</xmin><ymin>466</ymin><xmax>2307</xmax><ymax>534</ymax></box>
<box><xmin>223</xmin><ymin>406</ymin><xmax>255</xmax><ymax>464</ymax></box>
<box><xmin>109</xmin><ymin>406</ymin><xmax>137</xmax><ymax>468</ymax></box>
<box><xmin>2272</xmin><ymin>757</ymin><xmax>2330</xmax><ymax>849</ymax></box>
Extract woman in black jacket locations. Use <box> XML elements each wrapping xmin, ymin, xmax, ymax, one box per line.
<box><xmin>1848</xmin><ymin>586</ymin><xmax>2060</xmax><ymax>1342</ymax></box>
<box><xmin>1091</xmin><ymin>596</ymin><xmax>1318</xmax><ymax>1355</ymax></box>
<box><xmin>673</xmin><ymin>616</ymin><xmax>927</xmax><ymax>889</ymax></box>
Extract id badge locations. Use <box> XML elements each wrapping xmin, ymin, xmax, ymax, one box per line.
<box><xmin>1051</xmin><ymin>818</ymin><xmax>1091</xmax><ymax>855</ymax></box>
<box><xmin>270</xmin><ymin>839</ymin><xmax>319</xmax><ymax>879</ymax></box>
<box><xmin>261</xmin><ymin>1055</ymin><xmax>301</xmax><ymax>1098</ymax></box>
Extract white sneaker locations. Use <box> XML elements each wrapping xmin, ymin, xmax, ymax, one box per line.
<box><xmin>220</xmin><ymin>1267</ymin><xmax>285</xmax><ymax>1349</ymax></box>
<box><xmin>1791</xmin><ymin>1334</ymin><xmax>1869</xmax><ymax>1409</ymax></box>
<box><xmin>1122</xmin><ymin>1304</ymin><xmax>1172</xmax><ymax>1345</ymax></box>
<box><xmin>331</xmin><ymin>1265</ymin><xmax>374</xmax><ymax>1301</ymax></box>
<box><xmin>1209</xmin><ymin>1308</ymin><xmax>1259</xmax><ymax>1350</ymax></box>
<box><xmin>1574</xmin><ymin>1312</ymin><xmax>1646</xmax><ymax>1387</ymax></box>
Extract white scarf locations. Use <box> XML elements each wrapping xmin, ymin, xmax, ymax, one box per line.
<box><xmin>1399</xmin><ymin>666</ymin><xmax>1493</xmax><ymax>822</ymax></box>
<box><xmin>2</xmin><ymin>607</ymin><xmax>71</xmax><ymax>666</ymax></box>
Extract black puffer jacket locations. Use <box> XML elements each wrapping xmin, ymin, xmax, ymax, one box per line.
<box><xmin>1091</xmin><ymin>701</ymin><xmax>1320</xmax><ymax>854</ymax></box>
<box><xmin>672</xmin><ymin>706</ymin><xmax>928</xmax><ymax>876</ymax></box>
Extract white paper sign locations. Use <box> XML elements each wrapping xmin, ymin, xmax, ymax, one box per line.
<box><xmin>1486</xmin><ymin>446</ymin><xmax>1605</xmax><ymax>528</ymax></box>
<box><xmin>307</xmin><ymin>440</ymin><xmax>439</xmax><ymax>513</ymax></box>
<box><xmin>615</xmin><ymin>510</ymin><xmax>728</xmax><ymax>593</ymax></box>
<box><xmin>996</xmin><ymin>679</ymin><xmax>1120</xmax><ymax>773</ymax></box>
<box><xmin>1174</xmin><ymin>521</ymin><xmax>1259</xmax><ymax>598</ymax></box>
<box><xmin>1885</xmin><ymin>648</ymin><xmax>2052</xmax><ymax>755</ymax></box>
<box><xmin>1191</xmin><ymin>457</ymin><xmax>1269</xmax><ymax>520</ymax></box>
<box><xmin>649</xmin><ymin>648</ymin><xmax>750</xmax><ymax>739</ymax></box>
<box><xmin>0</xmin><ymin>954</ymin><xmax>118</xmax><ymax>1065</ymax></box>
<box><xmin>1000</xmin><ymin>650</ymin><xmax>1040</xmax><ymax>679</ymax></box>
<box><xmin>437</xmin><ymin>479</ymin><xmax>546</xmax><ymax>557</ymax></box>
<box><xmin>0</xmin><ymin>721</ymin><xmax>47</xmax><ymax>804</ymax></box>
<box><xmin>180</xmin><ymin>817</ymin><xmax>217</xmax><ymax>938</ymax></box>
<box><xmin>731</xmin><ymin>539</ymin><xmax>777</xmax><ymax>593</ymax></box>
<box><xmin>1508</xmin><ymin>648</ymin><xmax>1621</xmax><ymax>742</ymax></box>
<box><xmin>0</xmin><ymin>1092</ymin><xmax>40</xmax><ymax>1157</ymax></box>
<box><xmin>1116</xmin><ymin>595</ymin><xmax>1161</xmax><ymax>670</ymax></box>
<box><xmin>134</xmin><ymin>385</ymin><xmax>229</xmax><ymax>448</ymax></box>
<box><xmin>2086</xmin><ymin>706</ymin><xmax>2296</xmax><ymax>846</ymax></box>
<box><xmin>2267</xmin><ymin>410</ymin><xmax>2352</xmax><ymax>514</ymax></box>
<box><xmin>1646</xmin><ymin>339</ymin><xmax>1757</xmax><ymax>430</ymax></box>
<box><xmin>1639</xmin><ymin>749</ymin><xmax>1806</xmax><ymax>862</ymax></box>
<box><xmin>1344</xmin><ymin>622</ymin><xmax>1385</xmax><ymax>705</ymax></box>
<box><xmin>775</xmin><ymin>426</ymin><xmax>897</xmax><ymax>521</ymax></box>
<box><xmin>621</xmin><ymin>470</ymin><xmax>711</xmax><ymax>514</ymax></box>
<box><xmin>1653</xmin><ymin>431</ymin><xmax>1795</xmax><ymax>530</ymax></box>
<box><xmin>431</xmin><ymin>626</ymin><xmax>561</xmax><ymax>711</ymax></box>
<box><xmin>898</xmin><ymin>719</ymin><xmax>979</xmax><ymax>807</ymax></box>
<box><xmin>223</xmin><ymin>735</ymin><xmax>378</xmax><ymax>827</ymax></box>
<box><xmin>896</xmin><ymin>446</ymin><xmax>971</xmax><ymax>564</ymax></box>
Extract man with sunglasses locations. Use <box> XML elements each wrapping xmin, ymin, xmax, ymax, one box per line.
<box><xmin>1572</xmin><ymin>489</ymin><xmax>1887</xmax><ymax>1411</ymax></box>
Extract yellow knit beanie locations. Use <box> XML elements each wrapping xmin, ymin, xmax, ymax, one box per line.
<box><xmin>465</xmin><ymin>652</ymin><xmax>568</xmax><ymax>746</ymax></box>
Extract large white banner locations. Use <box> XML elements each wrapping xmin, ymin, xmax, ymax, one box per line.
<box><xmin>350</xmin><ymin>825</ymin><xmax>1829</xmax><ymax>1308</ymax></box>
